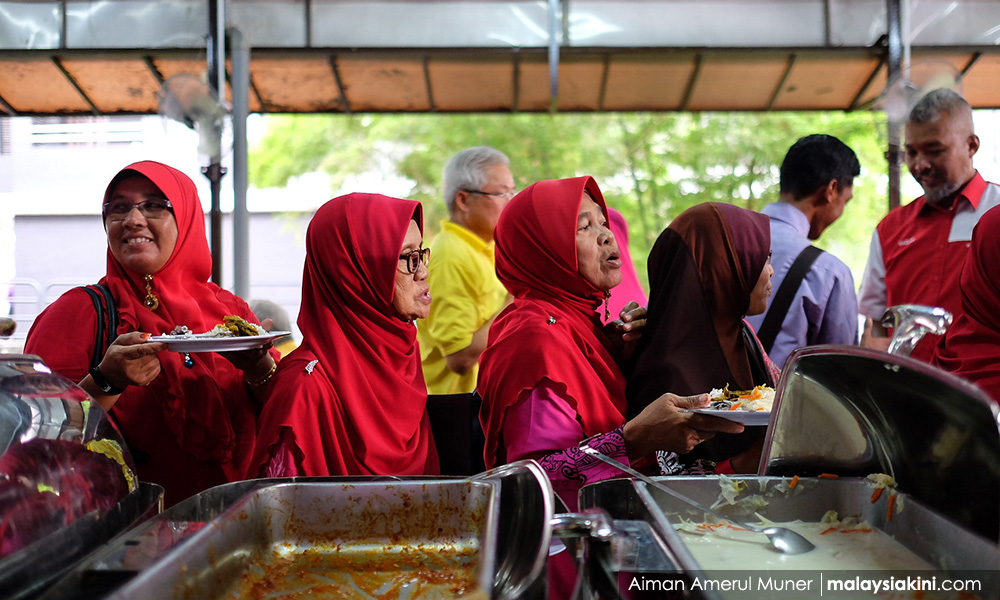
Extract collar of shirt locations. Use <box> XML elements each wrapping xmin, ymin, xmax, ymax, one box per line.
<box><xmin>917</xmin><ymin>170</ymin><xmax>986</xmax><ymax>215</ymax></box>
<box><xmin>762</xmin><ymin>202</ymin><xmax>810</xmax><ymax>238</ymax></box>
<box><xmin>440</xmin><ymin>219</ymin><xmax>495</xmax><ymax>256</ymax></box>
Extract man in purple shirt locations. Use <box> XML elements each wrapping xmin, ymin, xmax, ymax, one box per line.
<box><xmin>746</xmin><ymin>134</ymin><xmax>861</xmax><ymax>368</ymax></box>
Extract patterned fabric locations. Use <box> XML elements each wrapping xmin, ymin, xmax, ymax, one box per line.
<box><xmin>478</xmin><ymin>177</ymin><xmax>628</xmax><ymax>470</ymax></box>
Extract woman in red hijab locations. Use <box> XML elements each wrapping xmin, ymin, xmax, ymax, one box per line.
<box><xmin>25</xmin><ymin>161</ymin><xmax>277</xmax><ymax>506</ymax></box>
<box><xmin>626</xmin><ymin>202</ymin><xmax>778</xmax><ymax>473</ymax></box>
<box><xmin>478</xmin><ymin>177</ymin><xmax>741</xmax><ymax>511</ymax></box>
<box><xmin>249</xmin><ymin>193</ymin><xmax>439</xmax><ymax>477</ymax></box>
<box><xmin>933</xmin><ymin>205</ymin><xmax>1000</xmax><ymax>406</ymax></box>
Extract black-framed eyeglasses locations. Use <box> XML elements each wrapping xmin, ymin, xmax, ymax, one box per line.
<box><xmin>462</xmin><ymin>189</ymin><xmax>516</xmax><ymax>201</ymax></box>
<box><xmin>103</xmin><ymin>198</ymin><xmax>173</xmax><ymax>220</ymax></box>
<box><xmin>399</xmin><ymin>247</ymin><xmax>431</xmax><ymax>274</ymax></box>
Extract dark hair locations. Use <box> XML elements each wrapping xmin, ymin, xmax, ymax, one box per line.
<box><xmin>779</xmin><ymin>134</ymin><xmax>860</xmax><ymax>200</ymax></box>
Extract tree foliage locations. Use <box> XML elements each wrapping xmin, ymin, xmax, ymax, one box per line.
<box><xmin>249</xmin><ymin>110</ymin><xmax>893</xmax><ymax>289</ymax></box>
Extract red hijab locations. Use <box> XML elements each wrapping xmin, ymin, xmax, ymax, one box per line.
<box><xmin>933</xmin><ymin>206</ymin><xmax>1000</xmax><ymax>406</ymax></box>
<box><xmin>627</xmin><ymin>202</ymin><xmax>773</xmax><ymax>412</ymax></box>
<box><xmin>251</xmin><ymin>193</ymin><xmax>438</xmax><ymax>476</ymax></box>
<box><xmin>25</xmin><ymin>161</ymin><xmax>266</xmax><ymax>505</ymax></box>
<box><xmin>478</xmin><ymin>177</ymin><xmax>628</xmax><ymax>468</ymax></box>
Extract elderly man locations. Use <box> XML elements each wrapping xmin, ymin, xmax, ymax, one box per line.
<box><xmin>419</xmin><ymin>146</ymin><xmax>514</xmax><ymax>394</ymax></box>
<box><xmin>859</xmin><ymin>88</ymin><xmax>1000</xmax><ymax>361</ymax></box>
<box><xmin>746</xmin><ymin>134</ymin><xmax>861</xmax><ymax>368</ymax></box>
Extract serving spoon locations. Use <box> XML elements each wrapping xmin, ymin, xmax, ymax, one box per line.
<box><xmin>579</xmin><ymin>444</ymin><xmax>815</xmax><ymax>555</ymax></box>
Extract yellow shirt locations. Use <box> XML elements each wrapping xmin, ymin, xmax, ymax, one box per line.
<box><xmin>418</xmin><ymin>221</ymin><xmax>508</xmax><ymax>394</ymax></box>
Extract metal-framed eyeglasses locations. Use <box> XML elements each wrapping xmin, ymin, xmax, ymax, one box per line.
<box><xmin>103</xmin><ymin>198</ymin><xmax>174</xmax><ymax>220</ymax></box>
<box><xmin>399</xmin><ymin>247</ymin><xmax>431</xmax><ymax>274</ymax></box>
<box><xmin>462</xmin><ymin>189</ymin><xmax>516</xmax><ymax>201</ymax></box>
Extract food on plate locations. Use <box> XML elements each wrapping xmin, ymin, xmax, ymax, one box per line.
<box><xmin>163</xmin><ymin>316</ymin><xmax>265</xmax><ymax>338</ymax></box>
<box><xmin>208</xmin><ymin>315</ymin><xmax>266</xmax><ymax>337</ymax></box>
<box><xmin>707</xmin><ymin>384</ymin><xmax>775</xmax><ymax>412</ymax></box>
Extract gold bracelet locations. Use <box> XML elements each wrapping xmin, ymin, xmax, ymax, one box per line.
<box><xmin>246</xmin><ymin>360</ymin><xmax>277</xmax><ymax>387</ymax></box>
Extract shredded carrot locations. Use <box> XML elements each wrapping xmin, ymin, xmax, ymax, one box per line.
<box><xmin>871</xmin><ymin>487</ymin><xmax>884</xmax><ymax>503</ymax></box>
<box><xmin>789</xmin><ymin>475</ymin><xmax>799</xmax><ymax>489</ymax></box>
<box><xmin>729</xmin><ymin>402</ymin><xmax>742</xmax><ymax>411</ymax></box>
<box><xmin>820</xmin><ymin>527</ymin><xmax>837</xmax><ymax>535</ymax></box>
<box><xmin>817</xmin><ymin>473</ymin><xmax>839</xmax><ymax>479</ymax></box>
<box><xmin>887</xmin><ymin>494</ymin><xmax>895</xmax><ymax>521</ymax></box>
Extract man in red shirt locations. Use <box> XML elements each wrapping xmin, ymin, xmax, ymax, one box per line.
<box><xmin>859</xmin><ymin>89</ymin><xmax>1000</xmax><ymax>361</ymax></box>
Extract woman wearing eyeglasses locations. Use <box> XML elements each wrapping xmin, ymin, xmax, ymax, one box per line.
<box><xmin>248</xmin><ymin>193</ymin><xmax>440</xmax><ymax>478</ymax></box>
<box><xmin>25</xmin><ymin>160</ymin><xmax>278</xmax><ymax>506</ymax></box>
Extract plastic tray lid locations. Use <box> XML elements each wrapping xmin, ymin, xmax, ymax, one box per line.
<box><xmin>761</xmin><ymin>345</ymin><xmax>1000</xmax><ymax>543</ymax></box>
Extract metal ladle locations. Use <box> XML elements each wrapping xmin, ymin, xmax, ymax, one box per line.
<box><xmin>579</xmin><ymin>444</ymin><xmax>815</xmax><ymax>555</ymax></box>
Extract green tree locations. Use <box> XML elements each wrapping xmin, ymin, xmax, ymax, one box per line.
<box><xmin>249</xmin><ymin>110</ymin><xmax>893</xmax><ymax>289</ymax></box>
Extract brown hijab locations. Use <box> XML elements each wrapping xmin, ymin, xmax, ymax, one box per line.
<box><xmin>627</xmin><ymin>202</ymin><xmax>773</xmax><ymax>416</ymax></box>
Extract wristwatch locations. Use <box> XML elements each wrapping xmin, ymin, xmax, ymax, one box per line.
<box><xmin>90</xmin><ymin>365</ymin><xmax>126</xmax><ymax>395</ymax></box>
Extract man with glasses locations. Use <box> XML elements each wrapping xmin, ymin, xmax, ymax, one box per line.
<box><xmin>418</xmin><ymin>146</ymin><xmax>514</xmax><ymax>395</ymax></box>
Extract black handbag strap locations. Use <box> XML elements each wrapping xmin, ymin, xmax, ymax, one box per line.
<box><xmin>755</xmin><ymin>245</ymin><xmax>824</xmax><ymax>354</ymax></box>
<box><xmin>79</xmin><ymin>284</ymin><xmax>118</xmax><ymax>371</ymax></box>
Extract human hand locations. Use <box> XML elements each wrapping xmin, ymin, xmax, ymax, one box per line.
<box><xmin>623</xmin><ymin>392</ymin><xmax>745</xmax><ymax>459</ymax></box>
<box><xmin>217</xmin><ymin>318</ymin><xmax>276</xmax><ymax>379</ymax></box>
<box><xmin>606</xmin><ymin>301</ymin><xmax>646</xmax><ymax>343</ymax></box>
<box><xmin>860</xmin><ymin>317</ymin><xmax>891</xmax><ymax>352</ymax></box>
<box><xmin>99</xmin><ymin>331</ymin><xmax>167</xmax><ymax>389</ymax></box>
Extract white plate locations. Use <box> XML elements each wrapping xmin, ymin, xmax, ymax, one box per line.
<box><xmin>685</xmin><ymin>408</ymin><xmax>772</xmax><ymax>426</ymax></box>
<box><xmin>147</xmin><ymin>331</ymin><xmax>290</xmax><ymax>353</ymax></box>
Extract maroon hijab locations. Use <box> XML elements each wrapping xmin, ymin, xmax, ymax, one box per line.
<box><xmin>478</xmin><ymin>177</ymin><xmax>628</xmax><ymax>468</ymax></box>
<box><xmin>627</xmin><ymin>202</ymin><xmax>772</xmax><ymax>414</ymax></box>
<box><xmin>933</xmin><ymin>206</ymin><xmax>1000</xmax><ymax>406</ymax></box>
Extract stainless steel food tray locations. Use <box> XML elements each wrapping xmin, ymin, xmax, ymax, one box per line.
<box><xmin>581</xmin><ymin>475</ymin><xmax>999</xmax><ymax>598</ymax></box>
<box><xmin>103</xmin><ymin>479</ymin><xmax>499</xmax><ymax>599</ymax></box>
<box><xmin>763</xmin><ymin>346</ymin><xmax>1000</xmax><ymax>543</ymax></box>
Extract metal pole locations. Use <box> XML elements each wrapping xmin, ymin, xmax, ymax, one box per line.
<box><xmin>547</xmin><ymin>0</ymin><xmax>560</xmax><ymax>113</ymax></box>
<box><xmin>230</xmin><ymin>26</ymin><xmax>250</xmax><ymax>299</ymax></box>
<box><xmin>886</xmin><ymin>0</ymin><xmax>904</xmax><ymax>211</ymax></box>
<box><xmin>206</xmin><ymin>0</ymin><xmax>227</xmax><ymax>284</ymax></box>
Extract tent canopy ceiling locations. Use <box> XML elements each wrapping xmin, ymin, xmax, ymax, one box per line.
<box><xmin>1</xmin><ymin>0</ymin><xmax>999</xmax><ymax>116</ymax></box>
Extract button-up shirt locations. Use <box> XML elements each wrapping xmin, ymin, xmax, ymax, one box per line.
<box><xmin>746</xmin><ymin>202</ymin><xmax>859</xmax><ymax>368</ymax></box>
<box><xmin>859</xmin><ymin>172</ymin><xmax>1000</xmax><ymax>362</ymax></box>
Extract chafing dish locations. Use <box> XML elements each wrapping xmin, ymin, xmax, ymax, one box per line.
<box><xmin>580</xmin><ymin>346</ymin><xmax>1000</xmax><ymax>598</ymax></box>
<box><xmin>42</xmin><ymin>461</ymin><xmax>561</xmax><ymax>600</ymax></box>
<box><xmin>0</xmin><ymin>354</ymin><xmax>163</xmax><ymax>600</ymax></box>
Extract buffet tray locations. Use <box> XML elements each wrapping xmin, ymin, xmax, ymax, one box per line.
<box><xmin>581</xmin><ymin>476</ymin><xmax>999</xmax><ymax>598</ymax></box>
<box><xmin>101</xmin><ymin>479</ymin><xmax>499</xmax><ymax>599</ymax></box>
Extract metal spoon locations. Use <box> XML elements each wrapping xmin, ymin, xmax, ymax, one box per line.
<box><xmin>579</xmin><ymin>444</ymin><xmax>815</xmax><ymax>555</ymax></box>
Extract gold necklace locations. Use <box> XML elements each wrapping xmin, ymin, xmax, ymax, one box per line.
<box><xmin>143</xmin><ymin>274</ymin><xmax>160</xmax><ymax>311</ymax></box>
